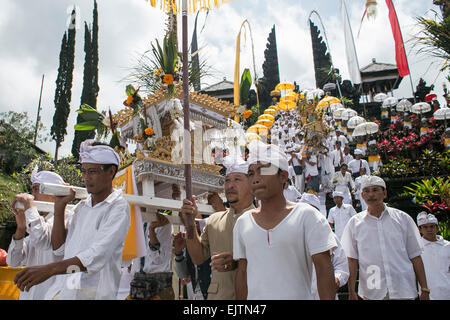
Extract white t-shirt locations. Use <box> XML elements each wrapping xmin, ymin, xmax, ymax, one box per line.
<box><xmin>304</xmin><ymin>155</ymin><xmax>319</xmax><ymax>177</ymax></box>
<box><xmin>348</xmin><ymin>159</ymin><xmax>371</xmax><ymax>176</ymax></box>
<box><xmin>419</xmin><ymin>236</ymin><xmax>450</xmax><ymax>300</ymax></box>
<box><xmin>327</xmin><ymin>204</ymin><xmax>358</xmax><ymax>240</ymax></box>
<box><xmin>283</xmin><ymin>185</ymin><xmax>302</xmax><ymax>202</ymax></box>
<box><xmin>233</xmin><ymin>203</ymin><xmax>337</xmax><ymax>300</ymax></box>
<box><xmin>341</xmin><ymin>205</ymin><xmax>423</xmax><ymax>300</ymax></box>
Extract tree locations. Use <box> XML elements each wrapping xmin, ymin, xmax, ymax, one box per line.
<box><xmin>72</xmin><ymin>1</ymin><xmax>100</xmax><ymax>159</ymax></box>
<box><xmin>0</xmin><ymin>111</ymin><xmax>48</xmax><ymax>174</ymax></box>
<box><xmin>414</xmin><ymin>78</ymin><xmax>434</xmax><ymax>102</ymax></box>
<box><xmin>309</xmin><ymin>20</ymin><xmax>333</xmax><ymax>90</ymax></box>
<box><xmin>50</xmin><ymin>8</ymin><xmax>76</xmax><ymax>162</ymax></box>
<box><xmin>256</xmin><ymin>25</ymin><xmax>280</xmax><ymax>111</ymax></box>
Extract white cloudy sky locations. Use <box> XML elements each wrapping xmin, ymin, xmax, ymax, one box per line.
<box><xmin>0</xmin><ymin>0</ymin><xmax>446</xmax><ymax>158</ymax></box>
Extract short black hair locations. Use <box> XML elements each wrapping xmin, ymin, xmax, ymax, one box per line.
<box><xmin>102</xmin><ymin>163</ymin><xmax>119</xmax><ymax>179</ymax></box>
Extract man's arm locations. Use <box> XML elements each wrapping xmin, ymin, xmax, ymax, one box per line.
<box><xmin>14</xmin><ymin>256</ymin><xmax>86</xmax><ymax>292</ymax></box>
<box><xmin>312</xmin><ymin>251</ymin><xmax>336</xmax><ymax>300</ymax></box>
<box><xmin>235</xmin><ymin>259</ymin><xmax>248</xmax><ymax>300</ymax></box>
<box><xmin>51</xmin><ymin>191</ymin><xmax>76</xmax><ymax>250</ymax></box>
<box><xmin>180</xmin><ymin>197</ymin><xmax>206</xmax><ymax>265</ymax></box>
<box><xmin>410</xmin><ymin>255</ymin><xmax>430</xmax><ymax>300</ymax></box>
<box><xmin>347</xmin><ymin>257</ymin><xmax>359</xmax><ymax>300</ymax></box>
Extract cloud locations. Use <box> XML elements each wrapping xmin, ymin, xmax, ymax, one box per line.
<box><xmin>0</xmin><ymin>0</ymin><xmax>446</xmax><ymax>159</ymax></box>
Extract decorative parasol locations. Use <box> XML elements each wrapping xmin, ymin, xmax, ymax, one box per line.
<box><xmin>317</xmin><ymin>96</ymin><xmax>341</xmax><ymax>107</ymax></box>
<box><xmin>434</xmin><ymin>107</ymin><xmax>450</xmax><ymax>127</ymax></box>
<box><xmin>333</xmin><ymin>107</ymin><xmax>346</xmax><ymax>120</ymax></box>
<box><xmin>347</xmin><ymin>115</ymin><xmax>366</xmax><ymax>129</ymax></box>
<box><xmin>275</xmin><ymin>82</ymin><xmax>295</xmax><ymax>91</ymax></box>
<box><xmin>373</xmin><ymin>93</ymin><xmax>388</xmax><ymax>102</ymax></box>
<box><xmin>278</xmin><ymin>101</ymin><xmax>297</xmax><ymax>111</ymax></box>
<box><xmin>382</xmin><ymin>97</ymin><xmax>398</xmax><ymax>107</ymax></box>
<box><xmin>411</xmin><ymin>102</ymin><xmax>431</xmax><ymax>115</ymax></box>
<box><xmin>425</xmin><ymin>93</ymin><xmax>437</xmax><ymax>103</ymax></box>
<box><xmin>352</xmin><ymin>121</ymin><xmax>379</xmax><ymax>137</ymax></box>
<box><xmin>341</xmin><ymin>108</ymin><xmax>358</xmax><ymax>121</ymax></box>
<box><xmin>396</xmin><ymin>99</ymin><xmax>412</xmax><ymax>112</ymax></box>
<box><xmin>264</xmin><ymin>108</ymin><xmax>277</xmax><ymax>115</ymax></box>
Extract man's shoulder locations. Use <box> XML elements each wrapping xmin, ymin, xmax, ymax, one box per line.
<box><xmin>205</xmin><ymin>209</ymin><xmax>229</xmax><ymax>224</ymax></box>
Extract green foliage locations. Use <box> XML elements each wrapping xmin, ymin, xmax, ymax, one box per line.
<box><xmin>51</xmin><ymin>9</ymin><xmax>76</xmax><ymax>161</ymax></box>
<box><xmin>413</xmin><ymin>12</ymin><xmax>450</xmax><ymax>71</ymax></box>
<box><xmin>0</xmin><ymin>111</ymin><xmax>49</xmax><ymax>174</ymax></box>
<box><xmin>380</xmin><ymin>149</ymin><xmax>450</xmax><ymax>178</ymax></box>
<box><xmin>257</xmin><ymin>25</ymin><xmax>280</xmax><ymax>109</ymax></box>
<box><xmin>74</xmin><ymin>104</ymin><xmax>108</xmax><ymax>139</ymax></box>
<box><xmin>239</xmin><ymin>68</ymin><xmax>252</xmax><ymax>106</ymax></box>
<box><xmin>404</xmin><ymin>177</ymin><xmax>449</xmax><ymax>205</ymax></box>
<box><xmin>0</xmin><ymin>172</ymin><xmax>26</xmax><ymax>225</ymax></box>
<box><xmin>72</xmin><ymin>2</ymin><xmax>99</xmax><ymax>160</ymax></box>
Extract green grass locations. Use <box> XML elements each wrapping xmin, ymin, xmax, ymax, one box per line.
<box><xmin>0</xmin><ymin>172</ymin><xmax>26</xmax><ymax>225</ymax></box>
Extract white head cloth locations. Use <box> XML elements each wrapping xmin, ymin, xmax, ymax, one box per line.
<box><xmin>417</xmin><ymin>212</ymin><xmax>438</xmax><ymax>226</ymax></box>
<box><xmin>354</xmin><ymin>149</ymin><xmax>363</xmax><ymax>155</ymax></box>
<box><xmin>332</xmin><ymin>191</ymin><xmax>344</xmax><ymax>198</ymax></box>
<box><xmin>222</xmin><ymin>154</ymin><xmax>248</xmax><ymax>176</ymax></box>
<box><xmin>79</xmin><ymin>139</ymin><xmax>120</xmax><ymax>166</ymax></box>
<box><xmin>360</xmin><ymin>175</ymin><xmax>386</xmax><ymax>190</ymax></box>
<box><xmin>30</xmin><ymin>166</ymin><xmax>65</xmax><ymax>185</ymax></box>
<box><xmin>247</xmin><ymin>140</ymin><xmax>289</xmax><ymax>172</ymax></box>
<box><xmin>299</xmin><ymin>193</ymin><xmax>321</xmax><ymax>210</ymax></box>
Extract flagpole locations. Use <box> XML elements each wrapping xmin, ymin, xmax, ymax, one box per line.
<box><xmin>182</xmin><ymin>0</ymin><xmax>195</xmax><ymax>239</ymax></box>
<box><xmin>386</xmin><ymin>0</ymin><xmax>416</xmax><ymax>102</ymax></box>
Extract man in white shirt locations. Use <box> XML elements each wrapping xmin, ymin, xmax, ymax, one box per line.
<box><xmin>234</xmin><ymin>140</ymin><xmax>337</xmax><ymax>300</ymax></box>
<box><xmin>341</xmin><ymin>176</ymin><xmax>430</xmax><ymax>300</ymax></box>
<box><xmin>327</xmin><ymin>191</ymin><xmax>357</xmax><ymax>240</ymax></box>
<box><xmin>348</xmin><ymin>149</ymin><xmax>371</xmax><ymax>179</ymax></box>
<box><xmin>9</xmin><ymin>170</ymin><xmax>70</xmax><ymax>300</ymax></box>
<box><xmin>299</xmin><ymin>193</ymin><xmax>349</xmax><ymax>300</ymax></box>
<box><xmin>336</xmin><ymin>130</ymin><xmax>349</xmax><ymax>147</ymax></box>
<box><xmin>331</xmin><ymin>141</ymin><xmax>344</xmax><ymax>171</ymax></box>
<box><xmin>416</xmin><ymin>212</ymin><xmax>450</xmax><ymax>300</ymax></box>
<box><xmin>14</xmin><ymin>140</ymin><xmax>131</xmax><ymax>300</ymax></box>
<box><xmin>283</xmin><ymin>179</ymin><xmax>302</xmax><ymax>202</ymax></box>
<box><xmin>332</xmin><ymin>163</ymin><xmax>355</xmax><ymax>205</ymax></box>
<box><xmin>343</xmin><ymin>146</ymin><xmax>353</xmax><ymax>165</ymax></box>
<box><xmin>354</xmin><ymin>167</ymin><xmax>369</xmax><ymax>212</ymax></box>
<box><xmin>302</xmin><ymin>150</ymin><xmax>320</xmax><ymax>193</ymax></box>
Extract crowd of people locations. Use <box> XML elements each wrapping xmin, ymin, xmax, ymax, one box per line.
<box><xmin>4</xmin><ymin>105</ymin><xmax>450</xmax><ymax>301</ymax></box>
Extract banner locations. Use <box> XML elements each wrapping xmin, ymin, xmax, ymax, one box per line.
<box><xmin>386</xmin><ymin>0</ymin><xmax>410</xmax><ymax>77</ymax></box>
<box><xmin>340</xmin><ymin>0</ymin><xmax>362</xmax><ymax>84</ymax></box>
<box><xmin>113</xmin><ymin>164</ymin><xmax>146</xmax><ymax>261</ymax></box>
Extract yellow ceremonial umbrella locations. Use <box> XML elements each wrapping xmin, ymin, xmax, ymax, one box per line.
<box><xmin>280</xmin><ymin>96</ymin><xmax>297</xmax><ymax>102</ymax></box>
<box><xmin>256</xmin><ymin>119</ymin><xmax>273</xmax><ymax>129</ymax></box>
<box><xmin>275</xmin><ymin>82</ymin><xmax>295</xmax><ymax>91</ymax></box>
<box><xmin>247</xmin><ymin>124</ymin><xmax>269</xmax><ymax>135</ymax></box>
<box><xmin>264</xmin><ymin>108</ymin><xmax>276</xmax><ymax>115</ymax></box>
<box><xmin>278</xmin><ymin>101</ymin><xmax>297</xmax><ymax>111</ymax></box>
<box><xmin>259</xmin><ymin>114</ymin><xmax>275</xmax><ymax>121</ymax></box>
<box><xmin>245</xmin><ymin>132</ymin><xmax>262</xmax><ymax>142</ymax></box>
<box><xmin>317</xmin><ymin>96</ymin><xmax>341</xmax><ymax>107</ymax></box>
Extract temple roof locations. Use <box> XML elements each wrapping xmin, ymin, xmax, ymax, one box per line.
<box><xmin>360</xmin><ymin>58</ymin><xmax>398</xmax><ymax>75</ymax></box>
<box><xmin>201</xmin><ymin>78</ymin><xmax>234</xmax><ymax>93</ymax></box>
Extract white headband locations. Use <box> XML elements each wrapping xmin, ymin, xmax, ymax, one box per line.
<box><xmin>222</xmin><ymin>154</ymin><xmax>248</xmax><ymax>176</ymax></box>
<box><xmin>360</xmin><ymin>175</ymin><xmax>386</xmax><ymax>190</ymax></box>
<box><xmin>79</xmin><ymin>139</ymin><xmax>120</xmax><ymax>166</ymax></box>
<box><xmin>417</xmin><ymin>212</ymin><xmax>438</xmax><ymax>226</ymax></box>
<box><xmin>247</xmin><ymin>140</ymin><xmax>289</xmax><ymax>172</ymax></box>
<box><xmin>30</xmin><ymin>167</ymin><xmax>65</xmax><ymax>185</ymax></box>
<box><xmin>299</xmin><ymin>193</ymin><xmax>321</xmax><ymax>210</ymax></box>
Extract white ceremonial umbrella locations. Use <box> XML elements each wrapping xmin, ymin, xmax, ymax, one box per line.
<box><xmin>333</xmin><ymin>107</ymin><xmax>346</xmax><ymax>120</ymax></box>
<box><xmin>397</xmin><ymin>99</ymin><xmax>412</xmax><ymax>112</ymax></box>
<box><xmin>341</xmin><ymin>109</ymin><xmax>358</xmax><ymax>121</ymax></box>
<box><xmin>374</xmin><ymin>93</ymin><xmax>388</xmax><ymax>102</ymax></box>
<box><xmin>352</xmin><ymin>122</ymin><xmax>379</xmax><ymax>137</ymax></box>
<box><xmin>306</xmin><ymin>88</ymin><xmax>325</xmax><ymax>101</ymax></box>
<box><xmin>382</xmin><ymin>97</ymin><xmax>398</xmax><ymax>107</ymax></box>
<box><xmin>411</xmin><ymin>102</ymin><xmax>431</xmax><ymax>115</ymax></box>
<box><xmin>434</xmin><ymin>107</ymin><xmax>450</xmax><ymax>127</ymax></box>
<box><xmin>347</xmin><ymin>116</ymin><xmax>366</xmax><ymax>129</ymax></box>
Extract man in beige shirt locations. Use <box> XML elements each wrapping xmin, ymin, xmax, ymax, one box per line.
<box><xmin>180</xmin><ymin>155</ymin><xmax>254</xmax><ymax>299</ymax></box>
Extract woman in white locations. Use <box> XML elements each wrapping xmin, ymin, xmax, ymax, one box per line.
<box><xmin>332</xmin><ymin>163</ymin><xmax>355</xmax><ymax>205</ymax></box>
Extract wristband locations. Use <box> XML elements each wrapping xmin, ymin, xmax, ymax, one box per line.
<box><xmin>421</xmin><ymin>288</ymin><xmax>430</xmax><ymax>293</ymax></box>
